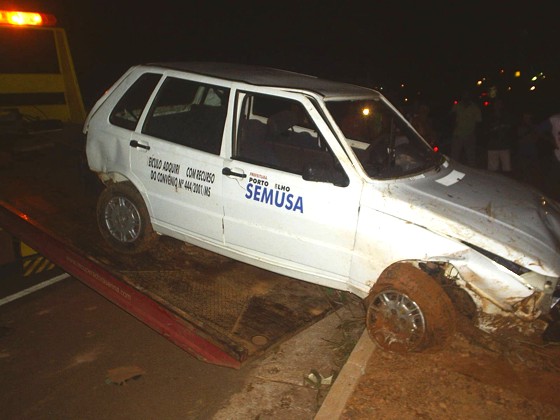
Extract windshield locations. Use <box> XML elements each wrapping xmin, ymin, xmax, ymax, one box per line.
<box><xmin>326</xmin><ymin>98</ymin><xmax>442</xmax><ymax>179</ymax></box>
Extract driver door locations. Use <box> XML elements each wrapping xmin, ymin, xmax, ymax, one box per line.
<box><xmin>221</xmin><ymin>90</ymin><xmax>362</xmax><ymax>282</ymax></box>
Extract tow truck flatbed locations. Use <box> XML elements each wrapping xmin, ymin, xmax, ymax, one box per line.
<box><xmin>0</xmin><ymin>128</ymin><xmax>342</xmax><ymax>368</ymax></box>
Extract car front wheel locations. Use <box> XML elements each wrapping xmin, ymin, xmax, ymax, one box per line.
<box><xmin>366</xmin><ymin>263</ymin><xmax>456</xmax><ymax>352</ymax></box>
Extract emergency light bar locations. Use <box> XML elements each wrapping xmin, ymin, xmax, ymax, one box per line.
<box><xmin>0</xmin><ymin>10</ymin><xmax>57</xmax><ymax>26</ymax></box>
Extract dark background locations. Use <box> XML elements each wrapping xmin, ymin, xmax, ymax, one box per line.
<box><xmin>3</xmin><ymin>0</ymin><xmax>559</xmax><ymax>120</ymax></box>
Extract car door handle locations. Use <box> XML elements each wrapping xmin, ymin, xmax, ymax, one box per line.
<box><xmin>130</xmin><ymin>139</ymin><xmax>150</xmax><ymax>150</ymax></box>
<box><xmin>222</xmin><ymin>167</ymin><xmax>247</xmax><ymax>178</ymax></box>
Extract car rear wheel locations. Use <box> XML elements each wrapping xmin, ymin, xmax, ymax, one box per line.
<box><xmin>97</xmin><ymin>182</ymin><xmax>157</xmax><ymax>254</ymax></box>
<box><xmin>366</xmin><ymin>263</ymin><xmax>456</xmax><ymax>352</ymax></box>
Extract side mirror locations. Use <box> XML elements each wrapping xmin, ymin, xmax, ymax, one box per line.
<box><xmin>302</xmin><ymin>162</ymin><xmax>349</xmax><ymax>187</ymax></box>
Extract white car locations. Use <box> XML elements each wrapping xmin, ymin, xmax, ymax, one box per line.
<box><xmin>84</xmin><ymin>62</ymin><xmax>560</xmax><ymax>352</ymax></box>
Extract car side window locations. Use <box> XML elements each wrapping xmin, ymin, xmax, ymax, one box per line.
<box><xmin>109</xmin><ymin>73</ymin><xmax>162</xmax><ymax>131</ymax></box>
<box><xmin>142</xmin><ymin>77</ymin><xmax>230</xmax><ymax>155</ymax></box>
<box><xmin>235</xmin><ymin>93</ymin><xmax>335</xmax><ymax>176</ymax></box>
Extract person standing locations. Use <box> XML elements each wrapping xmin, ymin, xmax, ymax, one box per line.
<box><xmin>537</xmin><ymin>111</ymin><xmax>560</xmax><ymax>200</ymax></box>
<box><xmin>541</xmin><ymin>112</ymin><xmax>560</xmax><ymax>162</ymax></box>
<box><xmin>450</xmin><ymin>91</ymin><xmax>482</xmax><ymax>167</ymax></box>
<box><xmin>410</xmin><ymin>102</ymin><xmax>438</xmax><ymax>148</ymax></box>
<box><xmin>484</xmin><ymin>98</ymin><xmax>514</xmax><ymax>173</ymax></box>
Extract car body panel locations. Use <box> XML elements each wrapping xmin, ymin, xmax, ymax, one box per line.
<box><xmin>84</xmin><ymin>62</ymin><xmax>560</xmax><ymax>340</ymax></box>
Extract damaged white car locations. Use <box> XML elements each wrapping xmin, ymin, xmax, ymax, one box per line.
<box><xmin>84</xmin><ymin>62</ymin><xmax>560</xmax><ymax>352</ymax></box>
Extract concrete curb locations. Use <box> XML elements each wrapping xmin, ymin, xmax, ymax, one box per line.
<box><xmin>314</xmin><ymin>328</ymin><xmax>375</xmax><ymax>419</ymax></box>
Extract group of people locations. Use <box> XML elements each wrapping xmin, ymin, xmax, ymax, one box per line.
<box><xmin>408</xmin><ymin>93</ymin><xmax>559</xmax><ymax>199</ymax></box>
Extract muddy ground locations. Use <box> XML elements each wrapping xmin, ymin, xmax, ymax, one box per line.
<box><xmin>339</xmin><ymin>314</ymin><xmax>560</xmax><ymax>419</ymax></box>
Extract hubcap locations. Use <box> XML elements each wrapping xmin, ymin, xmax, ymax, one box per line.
<box><xmin>104</xmin><ymin>196</ymin><xmax>142</xmax><ymax>243</ymax></box>
<box><xmin>367</xmin><ymin>289</ymin><xmax>426</xmax><ymax>352</ymax></box>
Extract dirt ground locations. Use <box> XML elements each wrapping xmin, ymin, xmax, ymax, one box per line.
<box><xmin>339</xmin><ymin>314</ymin><xmax>560</xmax><ymax>419</ymax></box>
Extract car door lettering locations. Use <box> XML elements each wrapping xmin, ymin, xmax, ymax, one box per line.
<box><xmin>148</xmin><ymin>157</ymin><xmax>162</xmax><ymax>169</ymax></box>
<box><xmin>150</xmin><ymin>170</ymin><xmax>180</xmax><ymax>188</ymax></box>
<box><xmin>184</xmin><ymin>180</ymin><xmax>211</xmax><ymax>197</ymax></box>
<box><xmin>146</xmin><ymin>156</ymin><xmax>214</xmax><ymax>196</ymax></box>
<box><xmin>245</xmin><ymin>183</ymin><xmax>303</xmax><ymax>213</ymax></box>
<box><xmin>249</xmin><ymin>176</ymin><xmax>269</xmax><ymax>187</ymax></box>
<box><xmin>185</xmin><ymin>166</ymin><xmax>216</xmax><ymax>183</ymax></box>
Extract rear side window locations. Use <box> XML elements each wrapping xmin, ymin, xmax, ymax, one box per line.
<box><xmin>142</xmin><ymin>77</ymin><xmax>229</xmax><ymax>155</ymax></box>
<box><xmin>109</xmin><ymin>73</ymin><xmax>162</xmax><ymax>130</ymax></box>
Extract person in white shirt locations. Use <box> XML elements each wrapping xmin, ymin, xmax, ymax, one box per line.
<box><xmin>548</xmin><ymin>113</ymin><xmax>560</xmax><ymax>162</ymax></box>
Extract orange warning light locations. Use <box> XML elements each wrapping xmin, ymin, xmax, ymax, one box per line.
<box><xmin>0</xmin><ymin>10</ymin><xmax>57</xmax><ymax>26</ymax></box>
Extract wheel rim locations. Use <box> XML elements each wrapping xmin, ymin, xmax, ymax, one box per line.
<box><xmin>367</xmin><ymin>289</ymin><xmax>426</xmax><ymax>352</ymax></box>
<box><xmin>104</xmin><ymin>196</ymin><xmax>142</xmax><ymax>243</ymax></box>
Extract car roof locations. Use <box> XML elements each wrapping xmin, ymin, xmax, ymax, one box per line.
<box><xmin>147</xmin><ymin>62</ymin><xmax>378</xmax><ymax>100</ymax></box>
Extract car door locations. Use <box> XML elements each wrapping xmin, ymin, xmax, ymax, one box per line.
<box><xmin>222</xmin><ymin>90</ymin><xmax>363</xmax><ymax>282</ymax></box>
<box><xmin>126</xmin><ymin>74</ymin><xmax>229</xmax><ymax>243</ymax></box>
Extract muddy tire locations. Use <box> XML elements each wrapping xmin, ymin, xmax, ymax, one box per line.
<box><xmin>97</xmin><ymin>182</ymin><xmax>157</xmax><ymax>254</ymax></box>
<box><xmin>366</xmin><ymin>263</ymin><xmax>456</xmax><ymax>353</ymax></box>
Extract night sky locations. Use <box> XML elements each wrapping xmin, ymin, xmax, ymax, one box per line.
<box><xmin>5</xmin><ymin>1</ymin><xmax>559</xmax><ymax>117</ymax></box>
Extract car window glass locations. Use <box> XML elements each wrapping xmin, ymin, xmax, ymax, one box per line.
<box><xmin>142</xmin><ymin>77</ymin><xmax>230</xmax><ymax>155</ymax></box>
<box><xmin>235</xmin><ymin>93</ymin><xmax>338</xmax><ymax>177</ymax></box>
<box><xmin>109</xmin><ymin>73</ymin><xmax>162</xmax><ymax>131</ymax></box>
<box><xmin>327</xmin><ymin>99</ymin><xmax>441</xmax><ymax>179</ymax></box>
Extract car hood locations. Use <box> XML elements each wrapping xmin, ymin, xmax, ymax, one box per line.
<box><xmin>372</xmin><ymin>161</ymin><xmax>560</xmax><ymax>276</ymax></box>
